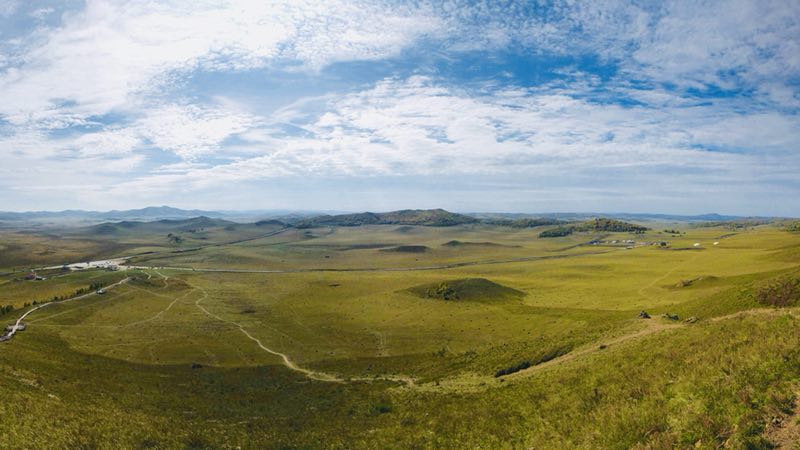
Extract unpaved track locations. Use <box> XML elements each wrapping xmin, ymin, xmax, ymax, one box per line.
<box><xmin>504</xmin><ymin>318</ymin><xmax>682</xmax><ymax>381</ymax></box>
<box><xmin>502</xmin><ymin>308</ymin><xmax>797</xmax><ymax>382</ymax></box>
<box><xmin>189</xmin><ymin>281</ymin><xmax>343</xmax><ymax>383</ymax></box>
<box><xmin>125</xmin><ymin>248</ymin><xmax>621</xmax><ymax>275</ymax></box>
<box><xmin>188</xmin><ymin>280</ymin><xmax>416</xmax><ymax>386</ymax></box>
<box><xmin>1</xmin><ymin>277</ymin><xmax>130</xmax><ymax>342</ymax></box>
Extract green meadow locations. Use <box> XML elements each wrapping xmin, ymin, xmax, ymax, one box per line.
<box><xmin>1</xmin><ymin>221</ymin><xmax>799</xmax><ymax>448</ymax></box>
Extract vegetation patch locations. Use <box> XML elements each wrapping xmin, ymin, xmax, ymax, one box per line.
<box><xmin>756</xmin><ymin>276</ymin><xmax>800</xmax><ymax>307</ymax></box>
<box><xmin>295</xmin><ymin>209</ymin><xmax>478</xmax><ymax>228</ymax></box>
<box><xmin>494</xmin><ymin>345</ymin><xmax>573</xmax><ymax>377</ymax></box>
<box><xmin>483</xmin><ymin>218</ymin><xmax>563</xmax><ymax>228</ymax></box>
<box><xmin>539</xmin><ymin>218</ymin><xmax>648</xmax><ymax>238</ymax></box>
<box><xmin>673</xmin><ymin>275</ymin><xmax>719</xmax><ymax>288</ymax></box>
<box><xmin>340</xmin><ymin>243</ymin><xmax>397</xmax><ymax>251</ymax></box>
<box><xmin>442</xmin><ymin>240</ymin><xmax>518</xmax><ymax>248</ymax></box>
<box><xmin>539</xmin><ymin>226</ymin><xmax>574</xmax><ymax>238</ymax></box>
<box><xmin>380</xmin><ymin>245</ymin><xmax>429</xmax><ymax>253</ymax></box>
<box><xmin>254</xmin><ymin>219</ymin><xmax>286</xmax><ymax>227</ymax></box>
<box><xmin>406</xmin><ymin>278</ymin><xmax>524</xmax><ymax>302</ymax></box>
<box><xmin>695</xmin><ymin>219</ymin><xmax>772</xmax><ymax>229</ymax></box>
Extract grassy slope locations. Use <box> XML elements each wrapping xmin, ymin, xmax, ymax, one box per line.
<box><xmin>0</xmin><ymin>224</ymin><xmax>798</xmax><ymax>448</ymax></box>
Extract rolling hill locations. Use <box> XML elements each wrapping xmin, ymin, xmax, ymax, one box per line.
<box><xmin>294</xmin><ymin>209</ymin><xmax>479</xmax><ymax>228</ymax></box>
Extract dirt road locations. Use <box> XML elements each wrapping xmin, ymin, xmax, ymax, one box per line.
<box><xmin>1</xmin><ymin>277</ymin><xmax>129</xmax><ymax>343</ymax></box>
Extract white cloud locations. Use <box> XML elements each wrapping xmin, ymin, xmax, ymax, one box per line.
<box><xmin>72</xmin><ymin>129</ymin><xmax>140</xmax><ymax>157</ymax></box>
<box><xmin>0</xmin><ymin>0</ymin><xmax>17</xmax><ymax>18</ymax></box>
<box><xmin>0</xmin><ymin>0</ymin><xmax>442</xmax><ymax>129</ymax></box>
<box><xmin>29</xmin><ymin>7</ymin><xmax>54</xmax><ymax>20</ymax></box>
<box><xmin>0</xmin><ymin>1</ymin><xmax>798</xmax><ymax>213</ymax></box>
<box><xmin>627</xmin><ymin>1</ymin><xmax>800</xmax><ymax>95</ymax></box>
<box><xmin>135</xmin><ymin>104</ymin><xmax>255</xmax><ymax>160</ymax></box>
<box><xmin>102</xmin><ymin>76</ymin><xmax>796</xmax><ymax>199</ymax></box>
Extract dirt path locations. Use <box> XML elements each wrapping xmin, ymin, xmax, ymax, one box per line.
<box><xmin>501</xmin><ymin>308</ymin><xmax>795</xmax><ymax>382</ymax></box>
<box><xmin>187</xmin><ymin>280</ymin><xmax>417</xmax><ymax>386</ymax></box>
<box><xmin>0</xmin><ymin>277</ymin><xmax>130</xmax><ymax>342</ymax></box>
<box><xmin>765</xmin><ymin>388</ymin><xmax>800</xmax><ymax>449</ymax></box>
<box><xmin>503</xmin><ymin>318</ymin><xmax>683</xmax><ymax>380</ymax></box>
<box><xmin>636</xmin><ymin>251</ymin><xmax>702</xmax><ymax>301</ymax></box>
<box><xmin>189</xmin><ymin>282</ymin><xmax>343</xmax><ymax>383</ymax></box>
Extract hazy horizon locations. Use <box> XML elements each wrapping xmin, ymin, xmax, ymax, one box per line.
<box><xmin>0</xmin><ymin>204</ymin><xmax>789</xmax><ymax>219</ymax></box>
<box><xmin>2</xmin><ymin>1</ymin><xmax>799</xmax><ymax>215</ymax></box>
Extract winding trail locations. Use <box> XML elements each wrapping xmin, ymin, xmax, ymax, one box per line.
<box><xmin>0</xmin><ymin>277</ymin><xmax>130</xmax><ymax>342</ymax></box>
<box><xmin>501</xmin><ymin>307</ymin><xmax>797</xmax><ymax>382</ymax></box>
<box><xmin>636</xmin><ymin>251</ymin><xmax>702</xmax><ymax>301</ymax></box>
<box><xmin>188</xmin><ymin>280</ymin><xmax>416</xmax><ymax>386</ymax></box>
<box><xmin>3</xmin><ymin>266</ymin><xmax>793</xmax><ymax>390</ymax></box>
<box><xmin>189</xmin><ymin>282</ymin><xmax>343</xmax><ymax>383</ymax></box>
<box><xmin>503</xmin><ymin>318</ymin><xmax>682</xmax><ymax>381</ymax></box>
<box><xmin>124</xmin><ymin>248</ymin><xmax>621</xmax><ymax>275</ymax></box>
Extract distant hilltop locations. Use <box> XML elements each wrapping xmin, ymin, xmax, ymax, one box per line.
<box><xmin>294</xmin><ymin>209</ymin><xmax>479</xmax><ymax>228</ymax></box>
<box><xmin>0</xmin><ymin>205</ymin><xmax>790</xmax><ymax>230</ymax></box>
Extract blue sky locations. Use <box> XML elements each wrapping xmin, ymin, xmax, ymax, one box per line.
<box><xmin>1</xmin><ymin>1</ymin><xmax>799</xmax><ymax>215</ymax></box>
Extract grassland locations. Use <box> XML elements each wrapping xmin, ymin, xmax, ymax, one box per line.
<box><xmin>1</xmin><ymin>220</ymin><xmax>799</xmax><ymax>448</ymax></box>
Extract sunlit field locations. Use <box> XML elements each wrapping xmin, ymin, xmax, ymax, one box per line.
<box><xmin>2</xmin><ymin>221</ymin><xmax>799</xmax><ymax>448</ymax></box>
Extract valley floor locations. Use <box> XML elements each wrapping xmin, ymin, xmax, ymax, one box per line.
<box><xmin>1</xmin><ymin>223</ymin><xmax>799</xmax><ymax>448</ymax></box>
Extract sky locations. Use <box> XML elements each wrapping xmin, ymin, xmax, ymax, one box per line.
<box><xmin>1</xmin><ymin>1</ymin><xmax>799</xmax><ymax>215</ymax></box>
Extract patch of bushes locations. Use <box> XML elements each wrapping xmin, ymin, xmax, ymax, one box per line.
<box><xmin>371</xmin><ymin>400</ymin><xmax>393</xmax><ymax>415</ymax></box>
<box><xmin>539</xmin><ymin>218</ymin><xmax>649</xmax><ymax>238</ymax></box>
<box><xmin>539</xmin><ymin>227</ymin><xmax>574</xmax><ymax>238</ymax></box>
<box><xmin>786</xmin><ymin>221</ymin><xmax>800</xmax><ymax>232</ymax></box>
<box><xmin>695</xmin><ymin>219</ymin><xmax>770</xmax><ymax>230</ymax></box>
<box><xmin>484</xmin><ymin>218</ymin><xmax>563</xmax><ymax>228</ymax></box>
<box><xmin>380</xmin><ymin>245</ymin><xmax>429</xmax><ymax>253</ymax></box>
<box><xmin>427</xmin><ymin>282</ymin><xmax>458</xmax><ymax>300</ymax></box>
<box><xmin>756</xmin><ymin>276</ymin><xmax>800</xmax><ymax>307</ymax></box>
<box><xmin>494</xmin><ymin>360</ymin><xmax>532</xmax><ymax>377</ymax></box>
<box><xmin>576</xmin><ymin>218</ymin><xmax>648</xmax><ymax>233</ymax></box>
<box><xmin>407</xmin><ymin>278</ymin><xmax>524</xmax><ymax>302</ymax></box>
<box><xmin>494</xmin><ymin>345</ymin><xmax>573</xmax><ymax>377</ymax></box>
<box><xmin>166</xmin><ymin>233</ymin><xmax>183</xmax><ymax>244</ymax></box>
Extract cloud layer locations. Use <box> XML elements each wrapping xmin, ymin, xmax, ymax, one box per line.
<box><xmin>1</xmin><ymin>0</ymin><xmax>799</xmax><ymax>214</ymax></box>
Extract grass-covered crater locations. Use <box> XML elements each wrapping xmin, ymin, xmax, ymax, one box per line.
<box><xmin>405</xmin><ymin>278</ymin><xmax>525</xmax><ymax>302</ymax></box>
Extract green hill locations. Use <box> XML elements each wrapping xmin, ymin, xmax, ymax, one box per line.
<box><xmin>483</xmin><ymin>218</ymin><xmax>564</xmax><ymax>228</ymax></box>
<box><xmin>539</xmin><ymin>218</ymin><xmax>648</xmax><ymax>238</ymax></box>
<box><xmin>84</xmin><ymin>216</ymin><xmax>237</xmax><ymax>236</ymax></box>
<box><xmin>295</xmin><ymin>209</ymin><xmax>478</xmax><ymax>228</ymax></box>
<box><xmin>405</xmin><ymin>278</ymin><xmax>525</xmax><ymax>302</ymax></box>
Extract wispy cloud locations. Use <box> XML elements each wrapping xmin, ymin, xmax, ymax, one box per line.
<box><xmin>107</xmin><ymin>76</ymin><xmax>796</xmax><ymax>198</ymax></box>
<box><xmin>0</xmin><ymin>1</ymin><xmax>798</xmax><ymax>213</ymax></box>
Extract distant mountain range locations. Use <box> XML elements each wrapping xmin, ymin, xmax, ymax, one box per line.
<box><xmin>0</xmin><ymin>206</ymin><xmax>333</xmax><ymax>226</ymax></box>
<box><xmin>0</xmin><ymin>206</ymin><xmax>223</xmax><ymax>221</ymax></box>
<box><xmin>0</xmin><ymin>206</ymin><xmax>786</xmax><ymax>229</ymax></box>
<box><xmin>470</xmin><ymin>212</ymin><xmax>772</xmax><ymax>222</ymax></box>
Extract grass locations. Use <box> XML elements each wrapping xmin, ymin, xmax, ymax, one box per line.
<box><xmin>1</xmin><ymin>222</ymin><xmax>799</xmax><ymax>447</ymax></box>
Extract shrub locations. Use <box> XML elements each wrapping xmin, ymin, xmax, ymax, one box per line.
<box><xmin>756</xmin><ymin>276</ymin><xmax>800</xmax><ymax>307</ymax></box>
<box><xmin>426</xmin><ymin>282</ymin><xmax>458</xmax><ymax>300</ymax></box>
<box><xmin>494</xmin><ymin>345</ymin><xmax>573</xmax><ymax>377</ymax></box>
<box><xmin>494</xmin><ymin>360</ymin><xmax>532</xmax><ymax>377</ymax></box>
<box><xmin>539</xmin><ymin>227</ymin><xmax>574</xmax><ymax>238</ymax></box>
<box><xmin>371</xmin><ymin>400</ymin><xmax>393</xmax><ymax>415</ymax></box>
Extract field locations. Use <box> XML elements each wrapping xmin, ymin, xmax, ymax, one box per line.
<box><xmin>1</xmin><ymin>220</ymin><xmax>799</xmax><ymax>448</ymax></box>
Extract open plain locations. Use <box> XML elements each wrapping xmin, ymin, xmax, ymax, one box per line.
<box><xmin>1</xmin><ymin>216</ymin><xmax>799</xmax><ymax>449</ymax></box>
